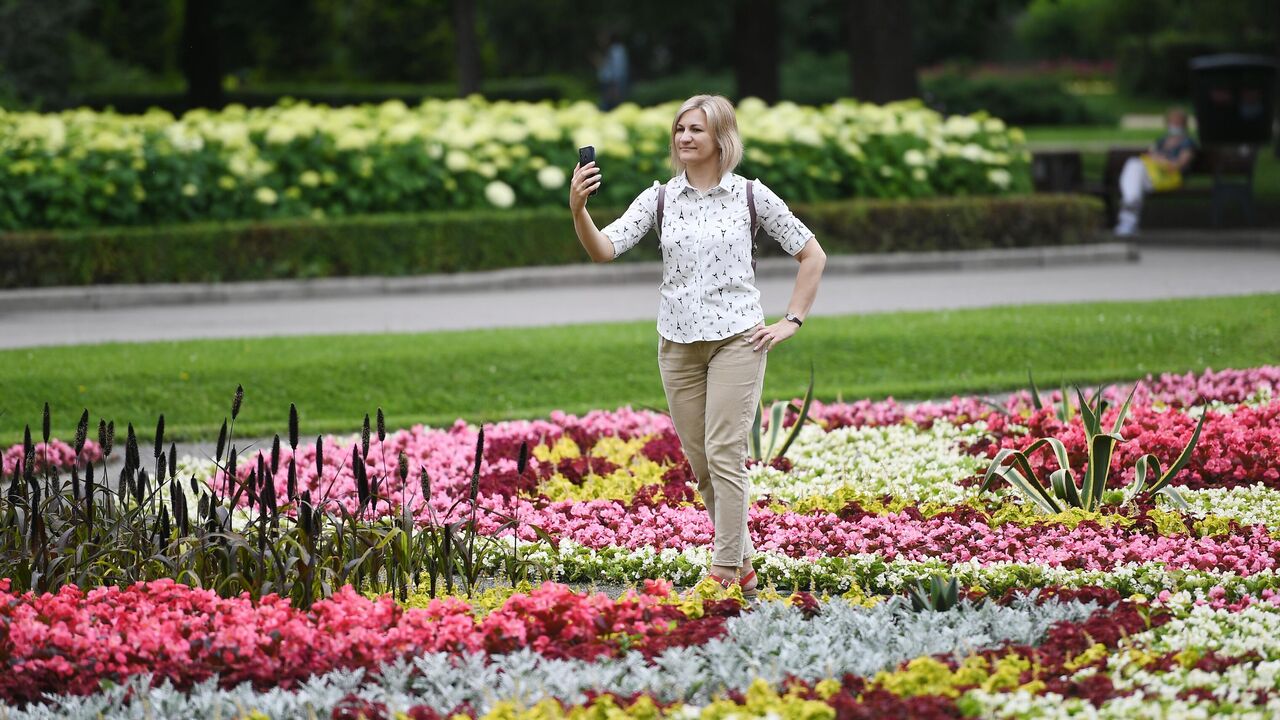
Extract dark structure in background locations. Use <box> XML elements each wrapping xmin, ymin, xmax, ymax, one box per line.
<box><xmin>1190</xmin><ymin>54</ymin><xmax>1277</xmax><ymax>146</ymax></box>
<box><xmin>181</xmin><ymin>0</ymin><xmax>223</xmax><ymax>109</ymax></box>
<box><xmin>733</xmin><ymin>0</ymin><xmax>782</xmax><ymax>104</ymax></box>
<box><xmin>453</xmin><ymin>0</ymin><xmax>481</xmax><ymax>96</ymax></box>
<box><xmin>847</xmin><ymin>0</ymin><xmax>919</xmax><ymax>103</ymax></box>
<box><xmin>0</xmin><ymin>0</ymin><xmax>1274</xmax><ymax>117</ymax></box>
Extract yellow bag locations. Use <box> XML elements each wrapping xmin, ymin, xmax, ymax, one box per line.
<box><xmin>1140</xmin><ymin>154</ymin><xmax>1182</xmax><ymax>192</ymax></box>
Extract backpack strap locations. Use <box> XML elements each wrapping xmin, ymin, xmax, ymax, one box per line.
<box><xmin>655</xmin><ymin>182</ymin><xmax>666</xmax><ymax>239</ymax></box>
<box><xmin>747</xmin><ymin>179</ymin><xmax>759</xmax><ymax>270</ymax></box>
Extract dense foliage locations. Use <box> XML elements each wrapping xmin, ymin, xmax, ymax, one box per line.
<box><xmin>0</xmin><ymin>97</ymin><xmax>1031</xmax><ymax>231</ymax></box>
<box><xmin>0</xmin><ymin>193</ymin><xmax>1098</xmax><ymax>288</ymax></box>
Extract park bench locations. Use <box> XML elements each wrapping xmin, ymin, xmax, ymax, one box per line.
<box><xmin>1031</xmin><ymin>144</ymin><xmax>1260</xmax><ymax>227</ymax></box>
<box><xmin>1091</xmin><ymin>144</ymin><xmax>1260</xmax><ymax>227</ymax></box>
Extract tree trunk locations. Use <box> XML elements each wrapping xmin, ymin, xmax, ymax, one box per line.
<box><xmin>733</xmin><ymin>0</ymin><xmax>780</xmax><ymax>104</ymax></box>
<box><xmin>1274</xmin><ymin>0</ymin><xmax>1279</xmax><ymax>157</ymax></box>
<box><xmin>181</xmin><ymin>0</ymin><xmax>223</xmax><ymax>110</ymax></box>
<box><xmin>847</xmin><ymin>0</ymin><xmax>919</xmax><ymax>104</ymax></box>
<box><xmin>453</xmin><ymin>0</ymin><xmax>482</xmax><ymax>96</ymax></box>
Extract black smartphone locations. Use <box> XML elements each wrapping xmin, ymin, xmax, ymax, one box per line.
<box><xmin>578</xmin><ymin>145</ymin><xmax>598</xmax><ymax>196</ymax></box>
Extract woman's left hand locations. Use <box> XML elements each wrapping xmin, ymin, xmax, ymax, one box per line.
<box><xmin>745</xmin><ymin>320</ymin><xmax>798</xmax><ymax>353</ymax></box>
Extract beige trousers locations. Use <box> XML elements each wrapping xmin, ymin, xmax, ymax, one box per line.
<box><xmin>657</xmin><ymin>327</ymin><xmax>766</xmax><ymax>566</ymax></box>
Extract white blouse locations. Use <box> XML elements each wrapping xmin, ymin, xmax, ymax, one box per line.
<box><xmin>601</xmin><ymin>171</ymin><xmax>815</xmax><ymax>343</ymax></box>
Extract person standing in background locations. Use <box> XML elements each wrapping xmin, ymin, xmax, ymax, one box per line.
<box><xmin>595</xmin><ymin>31</ymin><xmax>629</xmax><ymax>111</ymax></box>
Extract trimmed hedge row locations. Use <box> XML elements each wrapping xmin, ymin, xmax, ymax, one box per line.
<box><xmin>0</xmin><ymin>194</ymin><xmax>1102</xmax><ymax>288</ymax></box>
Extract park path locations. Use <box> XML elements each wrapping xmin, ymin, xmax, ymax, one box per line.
<box><xmin>0</xmin><ymin>242</ymin><xmax>1277</xmax><ymax>350</ymax></box>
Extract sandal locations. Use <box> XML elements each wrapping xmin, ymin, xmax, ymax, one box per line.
<box><xmin>705</xmin><ymin>569</ymin><xmax>759</xmax><ymax>599</ymax></box>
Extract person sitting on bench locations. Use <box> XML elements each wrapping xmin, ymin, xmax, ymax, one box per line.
<box><xmin>1114</xmin><ymin>107</ymin><xmax>1197</xmax><ymax>236</ymax></box>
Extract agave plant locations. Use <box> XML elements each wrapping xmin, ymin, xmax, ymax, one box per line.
<box><xmin>980</xmin><ymin>383</ymin><xmax>1207</xmax><ymax>513</ymax></box>
<box><xmin>749</xmin><ymin>363</ymin><xmax>815</xmax><ymax>463</ymax></box>
<box><xmin>907</xmin><ymin>574</ymin><xmax>961</xmax><ymax>612</ymax></box>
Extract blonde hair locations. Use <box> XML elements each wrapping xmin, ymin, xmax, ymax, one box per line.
<box><xmin>669</xmin><ymin>95</ymin><xmax>743</xmax><ymax>178</ymax></box>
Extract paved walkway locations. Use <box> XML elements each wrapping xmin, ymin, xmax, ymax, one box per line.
<box><xmin>2</xmin><ymin>240</ymin><xmax>1278</xmax><ymax>350</ymax></box>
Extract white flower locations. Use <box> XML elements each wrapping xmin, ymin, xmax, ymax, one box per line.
<box><xmin>254</xmin><ymin>187</ymin><xmax>278</xmax><ymax>205</ymax></box>
<box><xmin>484</xmin><ymin>180</ymin><xmax>515</xmax><ymax>208</ymax></box>
<box><xmin>912</xmin><ymin>167</ymin><xmax>928</xmax><ymax>182</ymax></box>
<box><xmin>299</xmin><ymin>170</ymin><xmax>321</xmax><ymax>187</ymax></box>
<box><xmin>448</xmin><ymin>148</ymin><xmax>473</xmax><ymax>170</ymax></box>
<box><xmin>987</xmin><ymin>168</ymin><xmax>1012</xmax><ymax>188</ymax></box>
<box><xmin>903</xmin><ymin>148</ymin><xmax>927</xmax><ymax>166</ymax></box>
<box><xmin>265</xmin><ymin>124</ymin><xmax>298</xmax><ymax>145</ymax></box>
<box><xmin>536</xmin><ymin>165</ymin><xmax>566</xmax><ymax>190</ymax></box>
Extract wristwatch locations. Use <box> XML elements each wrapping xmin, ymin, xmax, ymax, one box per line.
<box><xmin>784</xmin><ymin>313</ymin><xmax>804</xmax><ymax>327</ymax></box>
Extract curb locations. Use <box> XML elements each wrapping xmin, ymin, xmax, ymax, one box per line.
<box><xmin>2</xmin><ymin>243</ymin><xmax>1138</xmax><ymax>313</ymax></box>
<box><xmin>1130</xmin><ymin>229</ymin><xmax>1280</xmax><ymax>250</ymax></box>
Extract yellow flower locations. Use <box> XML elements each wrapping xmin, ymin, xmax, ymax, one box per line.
<box><xmin>254</xmin><ymin>187</ymin><xmax>278</xmax><ymax>205</ymax></box>
<box><xmin>299</xmin><ymin>170</ymin><xmax>321</xmax><ymax>187</ymax></box>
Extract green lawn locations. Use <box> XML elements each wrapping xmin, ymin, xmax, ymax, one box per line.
<box><xmin>3</xmin><ymin>294</ymin><xmax>1277</xmax><ymax>444</ymax></box>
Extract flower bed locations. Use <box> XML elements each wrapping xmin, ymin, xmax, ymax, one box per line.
<box><xmin>0</xmin><ymin>98</ymin><xmax>1029</xmax><ymax>230</ymax></box>
<box><xmin>3</xmin><ymin>365</ymin><xmax>1279</xmax><ymax>717</ymax></box>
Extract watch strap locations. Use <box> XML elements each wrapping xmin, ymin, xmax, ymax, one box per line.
<box><xmin>784</xmin><ymin>313</ymin><xmax>803</xmax><ymax>327</ymax></box>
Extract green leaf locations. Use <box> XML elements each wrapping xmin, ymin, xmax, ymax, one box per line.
<box><xmin>1028</xmin><ymin>369</ymin><xmax>1043</xmax><ymax>410</ymax></box>
<box><xmin>1158</xmin><ymin>486</ymin><xmax>1191</xmax><ymax>512</ymax></box>
<box><xmin>1086</xmin><ymin>433</ymin><xmax>1120</xmax><ymax>511</ymax></box>
<box><xmin>1129</xmin><ymin>454</ymin><xmax>1159</xmax><ymax>505</ymax></box>
<box><xmin>1001</xmin><ymin>465</ymin><xmax>1062</xmax><ymax>514</ymax></box>
<box><xmin>1076</xmin><ymin>386</ymin><xmax>1099</xmax><ymax>436</ymax></box>
<box><xmin>1052</xmin><ymin>468</ymin><xmax>1082</xmax><ymax>508</ymax></box>
<box><xmin>980</xmin><ymin>448</ymin><xmax>1018</xmax><ymax>494</ymax></box>
<box><xmin>1110</xmin><ymin>383</ymin><xmax>1138</xmax><ymax>436</ymax></box>
<box><xmin>1149</xmin><ymin>408</ymin><xmax>1209</xmax><ymax>494</ymax></box>
<box><xmin>775</xmin><ymin>363</ymin><xmax>816</xmax><ymax>459</ymax></box>
<box><xmin>748</xmin><ymin>401</ymin><xmax>763</xmax><ymax>461</ymax></box>
<box><xmin>764</xmin><ymin>401</ymin><xmax>786</xmax><ymax>460</ymax></box>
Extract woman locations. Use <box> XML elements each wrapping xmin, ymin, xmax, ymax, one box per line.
<box><xmin>568</xmin><ymin>95</ymin><xmax>827</xmax><ymax>596</ymax></box>
<box><xmin>1114</xmin><ymin>107</ymin><xmax>1197</xmax><ymax>236</ymax></box>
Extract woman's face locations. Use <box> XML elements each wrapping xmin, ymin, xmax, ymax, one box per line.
<box><xmin>674</xmin><ymin>108</ymin><xmax>717</xmax><ymax>168</ymax></box>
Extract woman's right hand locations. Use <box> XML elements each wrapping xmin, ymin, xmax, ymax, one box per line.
<box><xmin>569</xmin><ymin>161</ymin><xmax>601</xmax><ymax>213</ymax></box>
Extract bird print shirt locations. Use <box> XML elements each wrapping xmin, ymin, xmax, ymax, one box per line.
<box><xmin>601</xmin><ymin>171</ymin><xmax>815</xmax><ymax>343</ymax></box>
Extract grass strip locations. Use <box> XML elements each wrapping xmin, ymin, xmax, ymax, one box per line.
<box><xmin>2</xmin><ymin>294</ymin><xmax>1276</xmax><ymax>442</ymax></box>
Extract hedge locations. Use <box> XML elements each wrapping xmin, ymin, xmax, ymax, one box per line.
<box><xmin>0</xmin><ymin>194</ymin><xmax>1103</xmax><ymax>288</ymax></box>
<box><xmin>0</xmin><ymin>98</ymin><xmax>1030</xmax><ymax>231</ymax></box>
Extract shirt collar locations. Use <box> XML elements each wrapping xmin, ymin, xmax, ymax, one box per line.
<box><xmin>671</xmin><ymin>171</ymin><xmax>737</xmax><ymax>196</ymax></box>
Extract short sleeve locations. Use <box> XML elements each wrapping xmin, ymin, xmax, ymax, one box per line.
<box><xmin>600</xmin><ymin>182</ymin><xmax>660</xmax><ymax>259</ymax></box>
<box><xmin>752</xmin><ymin>179</ymin><xmax>814</xmax><ymax>257</ymax></box>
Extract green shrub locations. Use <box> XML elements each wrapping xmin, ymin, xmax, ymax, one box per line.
<box><xmin>0</xmin><ymin>194</ymin><xmax>1103</xmax><ymax>288</ymax></box>
<box><xmin>0</xmin><ymin>97</ymin><xmax>1030</xmax><ymax>231</ymax></box>
<box><xmin>1116</xmin><ymin>31</ymin><xmax>1274</xmax><ymax>99</ymax></box>
<box><xmin>922</xmin><ymin>72</ymin><xmax>1114</xmax><ymax>126</ymax></box>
